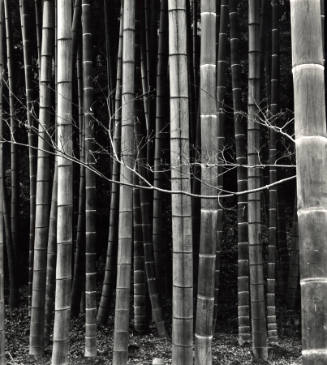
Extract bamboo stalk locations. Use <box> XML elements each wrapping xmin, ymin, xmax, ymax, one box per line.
<box><xmin>168</xmin><ymin>1</ymin><xmax>193</xmax><ymax>364</ymax></box>
<box><xmin>195</xmin><ymin>0</ymin><xmax>218</xmax><ymax>363</ymax></box>
<box><xmin>51</xmin><ymin>0</ymin><xmax>73</xmax><ymax>363</ymax></box>
<box><xmin>19</xmin><ymin>0</ymin><xmax>37</xmax><ymax>314</ymax></box>
<box><xmin>81</xmin><ymin>0</ymin><xmax>97</xmax><ymax>357</ymax></box>
<box><xmin>97</xmin><ymin>3</ymin><xmax>123</xmax><ymax>325</ymax></box>
<box><xmin>133</xmin><ymin>177</ymin><xmax>147</xmax><ymax>333</ymax></box>
<box><xmin>248</xmin><ymin>0</ymin><xmax>268</xmax><ymax>359</ymax></box>
<box><xmin>152</xmin><ymin>0</ymin><xmax>169</xmax><ymax>300</ymax></box>
<box><xmin>4</xmin><ymin>0</ymin><xmax>17</xmax><ymax>292</ymax></box>
<box><xmin>229</xmin><ymin>0</ymin><xmax>251</xmax><ymax>346</ymax></box>
<box><xmin>267</xmin><ymin>0</ymin><xmax>279</xmax><ymax>343</ymax></box>
<box><xmin>0</xmin><ymin>1</ymin><xmax>5</xmax><ymax>360</ymax></box>
<box><xmin>71</xmin><ymin>43</ymin><xmax>85</xmax><ymax>318</ymax></box>
<box><xmin>112</xmin><ymin>0</ymin><xmax>135</xmax><ymax>362</ymax></box>
<box><xmin>214</xmin><ymin>0</ymin><xmax>228</xmax><ymax>328</ymax></box>
<box><xmin>44</xmin><ymin>165</ymin><xmax>57</xmax><ymax>342</ymax></box>
<box><xmin>29</xmin><ymin>0</ymin><xmax>54</xmax><ymax>357</ymax></box>
<box><xmin>290</xmin><ymin>2</ymin><xmax>327</xmax><ymax>363</ymax></box>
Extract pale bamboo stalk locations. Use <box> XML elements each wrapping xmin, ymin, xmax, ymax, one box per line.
<box><xmin>112</xmin><ymin>0</ymin><xmax>135</xmax><ymax>362</ymax></box>
<box><xmin>29</xmin><ymin>0</ymin><xmax>54</xmax><ymax>357</ymax></box>
<box><xmin>81</xmin><ymin>0</ymin><xmax>97</xmax><ymax>357</ymax></box>
<box><xmin>51</xmin><ymin>0</ymin><xmax>73</xmax><ymax>363</ymax></box>
<box><xmin>248</xmin><ymin>0</ymin><xmax>268</xmax><ymax>359</ymax></box>
<box><xmin>291</xmin><ymin>3</ymin><xmax>327</xmax><ymax>363</ymax></box>
<box><xmin>97</xmin><ymin>3</ymin><xmax>123</xmax><ymax>324</ymax></box>
<box><xmin>19</xmin><ymin>0</ymin><xmax>37</xmax><ymax>315</ymax></box>
<box><xmin>195</xmin><ymin>1</ymin><xmax>217</xmax><ymax>363</ymax></box>
<box><xmin>267</xmin><ymin>0</ymin><xmax>279</xmax><ymax>343</ymax></box>
<box><xmin>168</xmin><ymin>1</ymin><xmax>193</xmax><ymax>364</ymax></box>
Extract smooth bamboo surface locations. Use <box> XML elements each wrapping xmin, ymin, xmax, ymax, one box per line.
<box><xmin>291</xmin><ymin>1</ymin><xmax>327</xmax><ymax>363</ymax></box>
<box><xmin>112</xmin><ymin>0</ymin><xmax>135</xmax><ymax>363</ymax></box>
<box><xmin>51</xmin><ymin>0</ymin><xmax>73</xmax><ymax>363</ymax></box>
<box><xmin>195</xmin><ymin>1</ymin><xmax>217</xmax><ymax>364</ymax></box>
<box><xmin>168</xmin><ymin>1</ymin><xmax>193</xmax><ymax>364</ymax></box>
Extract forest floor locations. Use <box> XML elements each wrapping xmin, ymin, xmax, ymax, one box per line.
<box><xmin>4</xmin><ymin>302</ymin><xmax>302</xmax><ymax>365</ymax></box>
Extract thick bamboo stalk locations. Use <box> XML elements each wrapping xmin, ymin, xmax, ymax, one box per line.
<box><xmin>248</xmin><ymin>0</ymin><xmax>268</xmax><ymax>359</ymax></box>
<box><xmin>97</xmin><ymin>3</ymin><xmax>123</xmax><ymax>325</ymax></box>
<box><xmin>82</xmin><ymin>0</ymin><xmax>97</xmax><ymax>357</ymax></box>
<box><xmin>51</xmin><ymin>0</ymin><xmax>73</xmax><ymax>363</ymax></box>
<box><xmin>168</xmin><ymin>1</ymin><xmax>193</xmax><ymax>364</ymax></box>
<box><xmin>195</xmin><ymin>1</ymin><xmax>217</xmax><ymax>364</ymax></box>
<box><xmin>229</xmin><ymin>0</ymin><xmax>250</xmax><ymax>346</ymax></box>
<box><xmin>29</xmin><ymin>0</ymin><xmax>54</xmax><ymax>357</ymax></box>
<box><xmin>44</xmin><ymin>165</ymin><xmax>57</xmax><ymax>342</ymax></box>
<box><xmin>290</xmin><ymin>2</ymin><xmax>327</xmax><ymax>363</ymax></box>
<box><xmin>19</xmin><ymin>0</ymin><xmax>37</xmax><ymax>314</ymax></box>
<box><xmin>267</xmin><ymin>0</ymin><xmax>279</xmax><ymax>343</ymax></box>
<box><xmin>112</xmin><ymin>0</ymin><xmax>135</xmax><ymax>362</ymax></box>
<box><xmin>4</xmin><ymin>0</ymin><xmax>17</xmax><ymax>283</ymax></box>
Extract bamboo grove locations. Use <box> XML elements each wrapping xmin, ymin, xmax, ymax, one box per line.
<box><xmin>0</xmin><ymin>0</ymin><xmax>324</xmax><ymax>364</ymax></box>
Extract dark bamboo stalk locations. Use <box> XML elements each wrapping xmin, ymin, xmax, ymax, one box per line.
<box><xmin>19</xmin><ymin>0</ymin><xmax>37</xmax><ymax>313</ymax></box>
<box><xmin>229</xmin><ymin>0</ymin><xmax>251</xmax><ymax>345</ymax></box>
<box><xmin>4</xmin><ymin>0</ymin><xmax>17</xmax><ymax>280</ymax></box>
<box><xmin>267</xmin><ymin>0</ymin><xmax>279</xmax><ymax>343</ymax></box>
<box><xmin>248</xmin><ymin>0</ymin><xmax>268</xmax><ymax>359</ymax></box>
<box><xmin>71</xmin><ymin>43</ymin><xmax>85</xmax><ymax>318</ymax></box>
<box><xmin>97</xmin><ymin>3</ymin><xmax>123</xmax><ymax>325</ymax></box>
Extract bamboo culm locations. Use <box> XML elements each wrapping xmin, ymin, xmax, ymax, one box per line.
<box><xmin>195</xmin><ymin>1</ymin><xmax>218</xmax><ymax>363</ymax></box>
<box><xmin>290</xmin><ymin>1</ymin><xmax>327</xmax><ymax>363</ymax></box>
<box><xmin>168</xmin><ymin>1</ymin><xmax>193</xmax><ymax>364</ymax></box>
<box><xmin>82</xmin><ymin>0</ymin><xmax>97</xmax><ymax>357</ymax></box>
<box><xmin>248</xmin><ymin>0</ymin><xmax>268</xmax><ymax>359</ymax></box>
<box><xmin>51</xmin><ymin>0</ymin><xmax>73</xmax><ymax>363</ymax></box>
<box><xmin>112</xmin><ymin>0</ymin><xmax>135</xmax><ymax>363</ymax></box>
<box><xmin>29</xmin><ymin>0</ymin><xmax>54</xmax><ymax>357</ymax></box>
